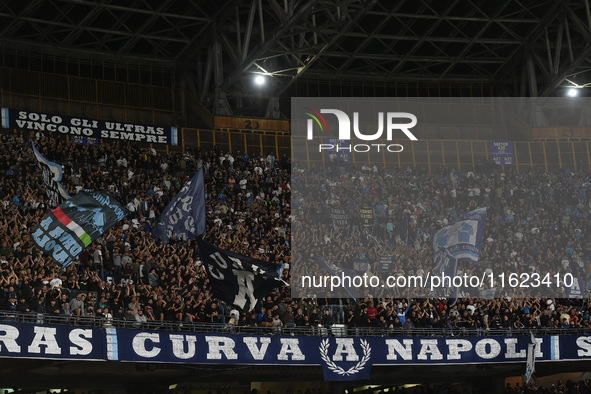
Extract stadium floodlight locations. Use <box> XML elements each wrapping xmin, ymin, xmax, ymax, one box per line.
<box><xmin>567</xmin><ymin>88</ymin><xmax>579</xmax><ymax>97</ymax></box>
<box><xmin>254</xmin><ymin>75</ymin><xmax>266</xmax><ymax>86</ymax></box>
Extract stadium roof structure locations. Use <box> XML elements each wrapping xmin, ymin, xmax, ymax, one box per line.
<box><xmin>1</xmin><ymin>0</ymin><xmax>591</xmax><ymax>116</ymax></box>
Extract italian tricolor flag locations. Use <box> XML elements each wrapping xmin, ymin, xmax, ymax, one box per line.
<box><xmin>52</xmin><ymin>206</ymin><xmax>92</xmax><ymax>247</ymax></box>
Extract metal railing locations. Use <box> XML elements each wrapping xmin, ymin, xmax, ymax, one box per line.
<box><xmin>179</xmin><ymin>129</ymin><xmax>591</xmax><ymax>173</ymax></box>
<box><xmin>1</xmin><ymin>310</ymin><xmax>588</xmax><ymax>338</ymax></box>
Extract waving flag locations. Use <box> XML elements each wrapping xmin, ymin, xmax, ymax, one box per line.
<box><xmin>432</xmin><ymin>207</ymin><xmax>487</xmax><ymax>263</ymax></box>
<box><xmin>197</xmin><ymin>238</ymin><xmax>285</xmax><ymax>311</ymax></box>
<box><xmin>524</xmin><ymin>332</ymin><xmax>538</xmax><ymax>385</ymax></box>
<box><xmin>29</xmin><ymin>142</ymin><xmax>70</xmax><ymax>207</ymax></box>
<box><xmin>316</xmin><ymin>256</ymin><xmax>357</xmax><ymax>300</ymax></box>
<box><xmin>31</xmin><ymin>191</ymin><xmax>128</xmax><ymax>268</ymax></box>
<box><xmin>152</xmin><ymin>169</ymin><xmax>206</xmax><ymax>243</ymax></box>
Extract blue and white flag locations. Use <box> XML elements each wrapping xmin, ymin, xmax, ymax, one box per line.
<box><xmin>316</xmin><ymin>256</ymin><xmax>357</xmax><ymax>300</ymax></box>
<box><xmin>152</xmin><ymin>169</ymin><xmax>206</xmax><ymax>243</ymax></box>
<box><xmin>31</xmin><ymin>191</ymin><xmax>128</xmax><ymax>268</ymax></box>
<box><xmin>432</xmin><ymin>207</ymin><xmax>487</xmax><ymax>263</ymax></box>
<box><xmin>29</xmin><ymin>142</ymin><xmax>71</xmax><ymax>208</ymax></box>
<box><xmin>433</xmin><ymin>246</ymin><xmax>459</xmax><ymax>306</ymax></box>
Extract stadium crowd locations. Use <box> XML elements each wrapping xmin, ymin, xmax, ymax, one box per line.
<box><xmin>505</xmin><ymin>378</ymin><xmax>591</xmax><ymax>394</ymax></box>
<box><xmin>0</xmin><ymin>130</ymin><xmax>590</xmax><ymax>333</ymax></box>
<box><xmin>292</xmin><ymin>154</ymin><xmax>591</xmax><ymax>329</ymax></box>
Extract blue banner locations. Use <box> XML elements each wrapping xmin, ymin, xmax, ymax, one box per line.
<box><xmin>432</xmin><ymin>207</ymin><xmax>487</xmax><ymax>264</ymax></box>
<box><xmin>72</xmin><ymin>136</ymin><xmax>99</xmax><ymax>145</ymax></box>
<box><xmin>568</xmin><ymin>277</ymin><xmax>584</xmax><ymax>299</ymax></box>
<box><xmin>152</xmin><ymin>169</ymin><xmax>206</xmax><ymax>243</ymax></box>
<box><xmin>29</xmin><ymin>142</ymin><xmax>71</xmax><ymax>208</ymax></box>
<box><xmin>0</xmin><ymin>322</ymin><xmax>104</xmax><ymax>360</ymax></box>
<box><xmin>324</xmin><ymin>138</ymin><xmax>351</xmax><ymax>163</ymax></box>
<box><xmin>490</xmin><ymin>141</ymin><xmax>515</xmax><ymax>165</ymax></box>
<box><xmin>31</xmin><ymin>191</ymin><xmax>128</xmax><ymax>268</ymax></box>
<box><xmin>3</xmin><ymin>322</ymin><xmax>591</xmax><ymax>381</ymax></box>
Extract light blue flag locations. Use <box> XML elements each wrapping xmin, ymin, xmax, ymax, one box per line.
<box><xmin>29</xmin><ymin>142</ymin><xmax>71</xmax><ymax>208</ymax></box>
<box><xmin>432</xmin><ymin>207</ymin><xmax>487</xmax><ymax>264</ymax></box>
<box><xmin>152</xmin><ymin>169</ymin><xmax>206</xmax><ymax>243</ymax></box>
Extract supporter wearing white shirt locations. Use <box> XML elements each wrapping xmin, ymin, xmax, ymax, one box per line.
<box><xmin>561</xmin><ymin>259</ymin><xmax>570</xmax><ymax>269</ymax></box>
<box><xmin>49</xmin><ymin>274</ymin><xmax>62</xmax><ymax>290</ymax></box>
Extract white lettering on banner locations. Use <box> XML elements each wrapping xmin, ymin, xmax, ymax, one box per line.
<box><xmin>184</xmin><ymin>216</ymin><xmax>195</xmax><ymax>232</ymax></box>
<box><xmin>243</xmin><ymin>337</ymin><xmax>271</xmax><ymax>360</ymax></box>
<box><xmin>207</xmin><ymin>265</ymin><xmax>224</xmax><ymax>281</ymax></box>
<box><xmin>205</xmin><ymin>336</ymin><xmax>238</xmax><ymax>360</ymax></box>
<box><xmin>180</xmin><ymin>196</ymin><xmax>193</xmax><ymax>211</ymax></box>
<box><xmin>69</xmin><ymin>329</ymin><xmax>93</xmax><ymax>356</ymax></box>
<box><xmin>277</xmin><ymin>338</ymin><xmax>306</xmax><ymax>361</ymax></box>
<box><xmin>6</xmin><ymin>323</ymin><xmax>591</xmax><ymax>365</ymax></box>
<box><xmin>577</xmin><ymin>337</ymin><xmax>591</xmax><ymax>356</ymax></box>
<box><xmin>169</xmin><ymin>334</ymin><xmax>197</xmax><ymax>360</ymax></box>
<box><xmin>534</xmin><ymin>338</ymin><xmax>543</xmax><ymax>357</ymax></box>
<box><xmin>210</xmin><ymin>253</ymin><xmax>228</xmax><ymax>269</ymax></box>
<box><xmin>332</xmin><ymin>338</ymin><xmax>360</xmax><ymax>362</ymax></box>
<box><xmin>99</xmin><ymin>130</ymin><xmax>161</xmax><ymax>143</ymax></box>
<box><xmin>19</xmin><ymin>111</ymin><xmax>62</xmax><ymax>123</ymax></box>
<box><xmin>417</xmin><ymin>340</ymin><xmax>443</xmax><ymax>361</ymax></box>
<box><xmin>385</xmin><ymin>339</ymin><xmax>413</xmax><ymax>360</ymax></box>
<box><xmin>168</xmin><ymin>212</ymin><xmax>180</xmax><ymax>225</ymax></box>
<box><xmin>132</xmin><ymin>333</ymin><xmax>161</xmax><ymax>358</ymax></box>
<box><xmin>232</xmin><ymin>270</ymin><xmax>256</xmax><ymax>310</ymax></box>
<box><xmin>0</xmin><ymin>324</ymin><xmax>21</xmax><ymax>353</ymax></box>
<box><xmin>27</xmin><ymin>327</ymin><xmax>61</xmax><ymax>355</ymax></box>
<box><xmin>71</xmin><ymin>118</ymin><xmax>98</xmax><ymax>128</ymax></box>
<box><xmin>505</xmin><ymin>338</ymin><xmax>526</xmax><ymax>359</ymax></box>
<box><xmin>207</xmin><ymin>252</ymin><xmax>226</xmax><ymax>281</ymax></box>
<box><xmin>475</xmin><ymin>338</ymin><xmax>501</xmax><ymax>359</ymax></box>
<box><xmin>445</xmin><ymin>339</ymin><xmax>472</xmax><ymax>360</ymax></box>
<box><xmin>12</xmin><ymin>109</ymin><xmax>170</xmax><ymax>143</ymax></box>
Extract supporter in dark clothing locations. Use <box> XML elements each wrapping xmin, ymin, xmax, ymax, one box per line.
<box><xmin>321</xmin><ymin>309</ymin><xmax>332</xmax><ymax>328</ymax></box>
<box><xmin>0</xmin><ymin>130</ymin><xmax>590</xmax><ymax>336</ymax></box>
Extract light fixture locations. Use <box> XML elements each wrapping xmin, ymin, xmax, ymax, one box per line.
<box><xmin>254</xmin><ymin>75</ymin><xmax>266</xmax><ymax>86</ymax></box>
<box><xmin>568</xmin><ymin>88</ymin><xmax>579</xmax><ymax>97</ymax></box>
